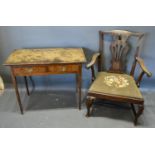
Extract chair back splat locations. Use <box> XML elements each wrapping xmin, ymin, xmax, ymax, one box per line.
<box><xmin>98</xmin><ymin>30</ymin><xmax>144</xmax><ymax>74</ymax></box>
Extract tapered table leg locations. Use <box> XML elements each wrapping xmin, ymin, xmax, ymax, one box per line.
<box><xmin>24</xmin><ymin>76</ymin><xmax>30</xmax><ymax>96</ymax></box>
<box><xmin>11</xmin><ymin>68</ymin><xmax>24</xmax><ymax>114</ymax></box>
<box><xmin>76</xmin><ymin>65</ymin><xmax>82</xmax><ymax>110</ymax></box>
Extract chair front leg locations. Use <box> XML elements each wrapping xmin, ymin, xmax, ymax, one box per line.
<box><xmin>134</xmin><ymin>104</ymin><xmax>144</xmax><ymax>125</ymax></box>
<box><xmin>131</xmin><ymin>102</ymin><xmax>144</xmax><ymax>126</ymax></box>
<box><xmin>85</xmin><ymin>96</ymin><xmax>95</xmax><ymax>117</ymax></box>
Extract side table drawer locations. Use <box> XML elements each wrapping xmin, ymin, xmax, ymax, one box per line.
<box><xmin>12</xmin><ymin>64</ymin><xmax>81</xmax><ymax>76</ymax></box>
<box><xmin>48</xmin><ymin>64</ymin><xmax>79</xmax><ymax>73</ymax></box>
<box><xmin>13</xmin><ymin>66</ymin><xmax>48</xmax><ymax>76</ymax></box>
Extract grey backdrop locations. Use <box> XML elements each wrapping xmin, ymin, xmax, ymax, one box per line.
<box><xmin>0</xmin><ymin>26</ymin><xmax>154</xmax><ymax>90</ymax></box>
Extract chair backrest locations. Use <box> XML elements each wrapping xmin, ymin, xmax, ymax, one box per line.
<box><xmin>98</xmin><ymin>30</ymin><xmax>144</xmax><ymax>73</ymax></box>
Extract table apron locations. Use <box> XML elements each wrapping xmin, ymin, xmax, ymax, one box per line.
<box><xmin>12</xmin><ymin>64</ymin><xmax>82</xmax><ymax>76</ymax></box>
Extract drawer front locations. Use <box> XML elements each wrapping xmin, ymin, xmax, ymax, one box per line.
<box><xmin>48</xmin><ymin>64</ymin><xmax>79</xmax><ymax>73</ymax></box>
<box><xmin>13</xmin><ymin>66</ymin><xmax>47</xmax><ymax>76</ymax></box>
<box><xmin>13</xmin><ymin>64</ymin><xmax>80</xmax><ymax>76</ymax></box>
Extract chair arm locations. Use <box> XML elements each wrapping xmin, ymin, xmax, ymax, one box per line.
<box><xmin>86</xmin><ymin>52</ymin><xmax>100</xmax><ymax>69</ymax></box>
<box><xmin>86</xmin><ymin>52</ymin><xmax>100</xmax><ymax>82</ymax></box>
<box><xmin>136</xmin><ymin>57</ymin><xmax>152</xmax><ymax>77</ymax></box>
<box><xmin>135</xmin><ymin>57</ymin><xmax>152</xmax><ymax>87</ymax></box>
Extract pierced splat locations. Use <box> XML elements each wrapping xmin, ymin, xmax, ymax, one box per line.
<box><xmin>109</xmin><ymin>36</ymin><xmax>130</xmax><ymax>73</ymax></box>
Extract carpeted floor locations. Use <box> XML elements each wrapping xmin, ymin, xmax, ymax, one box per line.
<box><xmin>0</xmin><ymin>86</ymin><xmax>155</xmax><ymax>128</ymax></box>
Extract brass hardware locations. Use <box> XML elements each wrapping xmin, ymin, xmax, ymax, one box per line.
<box><xmin>26</xmin><ymin>68</ymin><xmax>33</xmax><ymax>73</ymax></box>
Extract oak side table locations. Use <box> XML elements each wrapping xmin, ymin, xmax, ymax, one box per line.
<box><xmin>4</xmin><ymin>48</ymin><xmax>86</xmax><ymax>114</ymax></box>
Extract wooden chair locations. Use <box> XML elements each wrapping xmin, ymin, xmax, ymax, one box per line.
<box><xmin>85</xmin><ymin>30</ymin><xmax>152</xmax><ymax>125</ymax></box>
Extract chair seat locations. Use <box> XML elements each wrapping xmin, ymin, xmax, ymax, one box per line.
<box><xmin>88</xmin><ymin>72</ymin><xmax>143</xmax><ymax>101</ymax></box>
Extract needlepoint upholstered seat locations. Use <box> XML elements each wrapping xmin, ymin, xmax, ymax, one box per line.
<box><xmin>85</xmin><ymin>30</ymin><xmax>152</xmax><ymax>125</ymax></box>
<box><xmin>88</xmin><ymin>72</ymin><xmax>143</xmax><ymax>100</ymax></box>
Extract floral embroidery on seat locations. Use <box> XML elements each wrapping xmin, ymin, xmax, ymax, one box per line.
<box><xmin>104</xmin><ymin>75</ymin><xmax>129</xmax><ymax>88</ymax></box>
